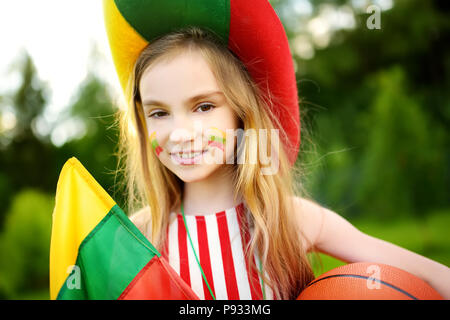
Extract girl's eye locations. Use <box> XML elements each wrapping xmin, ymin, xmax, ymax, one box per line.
<box><xmin>148</xmin><ymin>111</ymin><xmax>168</xmax><ymax>118</ymax></box>
<box><xmin>148</xmin><ymin>104</ymin><xmax>215</xmax><ymax>118</ymax></box>
<box><xmin>196</xmin><ymin>103</ymin><xmax>215</xmax><ymax>113</ymax></box>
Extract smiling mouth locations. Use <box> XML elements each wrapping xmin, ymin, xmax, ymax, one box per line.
<box><xmin>170</xmin><ymin>149</ymin><xmax>208</xmax><ymax>165</ymax></box>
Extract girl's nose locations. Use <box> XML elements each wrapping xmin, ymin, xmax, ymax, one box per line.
<box><xmin>169</xmin><ymin>119</ymin><xmax>203</xmax><ymax>143</ymax></box>
<box><xmin>169</xmin><ymin>128</ymin><xmax>195</xmax><ymax>142</ymax></box>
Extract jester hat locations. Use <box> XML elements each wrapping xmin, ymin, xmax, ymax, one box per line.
<box><xmin>103</xmin><ymin>0</ymin><xmax>301</xmax><ymax>165</ymax></box>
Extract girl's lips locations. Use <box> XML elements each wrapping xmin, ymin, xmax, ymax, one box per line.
<box><xmin>170</xmin><ymin>149</ymin><xmax>208</xmax><ymax>165</ymax></box>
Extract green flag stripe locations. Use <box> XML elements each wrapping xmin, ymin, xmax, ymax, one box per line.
<box><xmin>113</xmin><ymin>0</ymin><xmax>230</xmax><ymax>45</ymax></box>
<box><xmin>57</xmin><ymin>204</ymin><xmax>159</xmax><ymax>300</ymax></box>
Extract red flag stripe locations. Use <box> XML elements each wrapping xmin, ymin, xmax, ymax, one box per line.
<box><xmin>119</xmin><ymin>257</ymin><xmax>199</xmax><ymax>300</ymax></box>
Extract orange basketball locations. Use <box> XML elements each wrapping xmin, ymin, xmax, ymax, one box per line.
<box><xmin>297</xmin><ymin>262</ymin><xmax>443</xmax><ymax>300</ymax></box>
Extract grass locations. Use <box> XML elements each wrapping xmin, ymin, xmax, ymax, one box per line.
<box><xmin>309</xmin><ymin>210</ymin><xmax>450</xmax><ymax>277</ymax></box>
<box><xmin>15</xmin><ymin>288</ymin><xmax>49</xmax><ymax>300</ymax></box>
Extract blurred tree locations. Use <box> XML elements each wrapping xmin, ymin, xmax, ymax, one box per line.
<box><xmin>0</xmin><ymin>189</ymin><xmax>53</xmax><ymax>299</ymax></box>
<box><xmin>0</xmin><ymin>49</ymin><xmax>124</xmax><ymax>229</ymax></box>
<box><xmin>0</xmin><ymin>52</ymin><xmax>58</xmax><ymax>228</ymax></box>
<box><xmin>356</xmin><ymin>67</ymin><xmax>447</xmax><ymax>219</ymax></box>
<box><xmin>291</xmin><ymin>0</ymin><xmax>450</xmax><ymax>219</ymax></box>
<box><xmin>55</xmin><ymin>72</ymin><xmax>124</xmax><ymax>208</ymax></box>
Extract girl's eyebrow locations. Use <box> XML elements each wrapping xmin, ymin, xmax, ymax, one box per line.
<box><xmin>142</xmin><ymin>90</ymin><xmax>224</xmax><ymax>108</ymax></box>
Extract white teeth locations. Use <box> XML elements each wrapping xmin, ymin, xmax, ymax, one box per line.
<box><xmin>178</xmin><ymin>152</ymin><xmax>202</xmax><ymax>159</ymax></box>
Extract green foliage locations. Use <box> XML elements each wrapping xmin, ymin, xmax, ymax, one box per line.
<box><xmin>356</xmin><ymin>67</ymin><xmax>447</xmax><ymax>219</ymax></box>
<box><xmin>296</xmin><ymin>0</ymin><xmax>450</xmax><ymax>220</ymax></box>
<box><xmin>0</xmin><ymin>189</ymin><xmax>54</xmax><ymax>299</ymax></box>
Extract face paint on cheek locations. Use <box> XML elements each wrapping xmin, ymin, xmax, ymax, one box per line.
<box><xmin>207</xmin><ymin>127</ymin><xmax>226</xmax><ymax>152</ymax></box>
<box><xmin>149</xmin><ymin>131</ymin><xmax>163</xmax><ymax>156</ymax></box>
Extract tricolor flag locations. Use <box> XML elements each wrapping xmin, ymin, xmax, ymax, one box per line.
<box><xmin>49</xmin><ymin>157</ymin><xmax>199</xmax><ymax>300</ymax></box>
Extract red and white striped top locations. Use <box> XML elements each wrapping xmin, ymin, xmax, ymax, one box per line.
<box><xmin>161</xmin><ymin>202</ymin><xmax>275</xmax><ymax>300</ymax></box>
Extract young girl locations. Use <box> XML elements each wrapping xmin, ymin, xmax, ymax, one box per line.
<box><xmin>104</xmin><ymin>2</ymin><xmax>450</xmax><ymax>300</ymax></box>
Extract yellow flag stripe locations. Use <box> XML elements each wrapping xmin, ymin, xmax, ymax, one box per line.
<box><xmin>49</xmin><ymin>157</ymin><xmax>116</xmax><ymax>299</ymax></box>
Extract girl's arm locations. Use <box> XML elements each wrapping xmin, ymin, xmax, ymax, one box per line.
<box><xmin>294</xmin><ymin>197</ymin><xmax>450</xmax><ymax>299</ymax></box>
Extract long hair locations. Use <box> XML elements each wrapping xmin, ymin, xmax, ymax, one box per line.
<box><xmin>115</xmin><ymin>26</ymin><xmax>315</xmax><ymax>300</ymax></box>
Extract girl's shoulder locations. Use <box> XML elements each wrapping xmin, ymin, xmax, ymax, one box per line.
<box><xmin>129</xmin><ymin>206</ymin><xmax>152</xmax><ymax>238</ymax></box>
<box><xmin>291</xmin><ymin>196</ymin><xmax>326</xmax><ymax>252</ymax></box>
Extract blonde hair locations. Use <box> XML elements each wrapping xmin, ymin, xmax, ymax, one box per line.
<box><xmin>116</xmin><ymin>26</ymin><xmax>315</xmax><ymax>299</ymax></box>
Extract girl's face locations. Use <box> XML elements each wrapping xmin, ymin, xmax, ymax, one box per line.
<box><xmin>139</xmin><ymin>50</ymin><xmax>240</xmax><ymax>183</ymax></box>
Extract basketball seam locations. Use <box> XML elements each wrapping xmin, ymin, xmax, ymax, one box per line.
<box><xmin>304</xmin><ymin>274</ymin><xmax>418</xmax><ymax>300</ymax></box>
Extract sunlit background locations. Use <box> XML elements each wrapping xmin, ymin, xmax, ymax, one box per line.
<box><xmin>0</xmin><ymin>0</ymin><xmax>449</xmax><ymax>299</ymax></box>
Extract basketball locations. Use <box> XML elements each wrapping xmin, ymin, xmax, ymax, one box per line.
<box><xmin>297</xmin><ymin>262</ymin><xmax>443</xmax><ymax>300</ymax></box>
